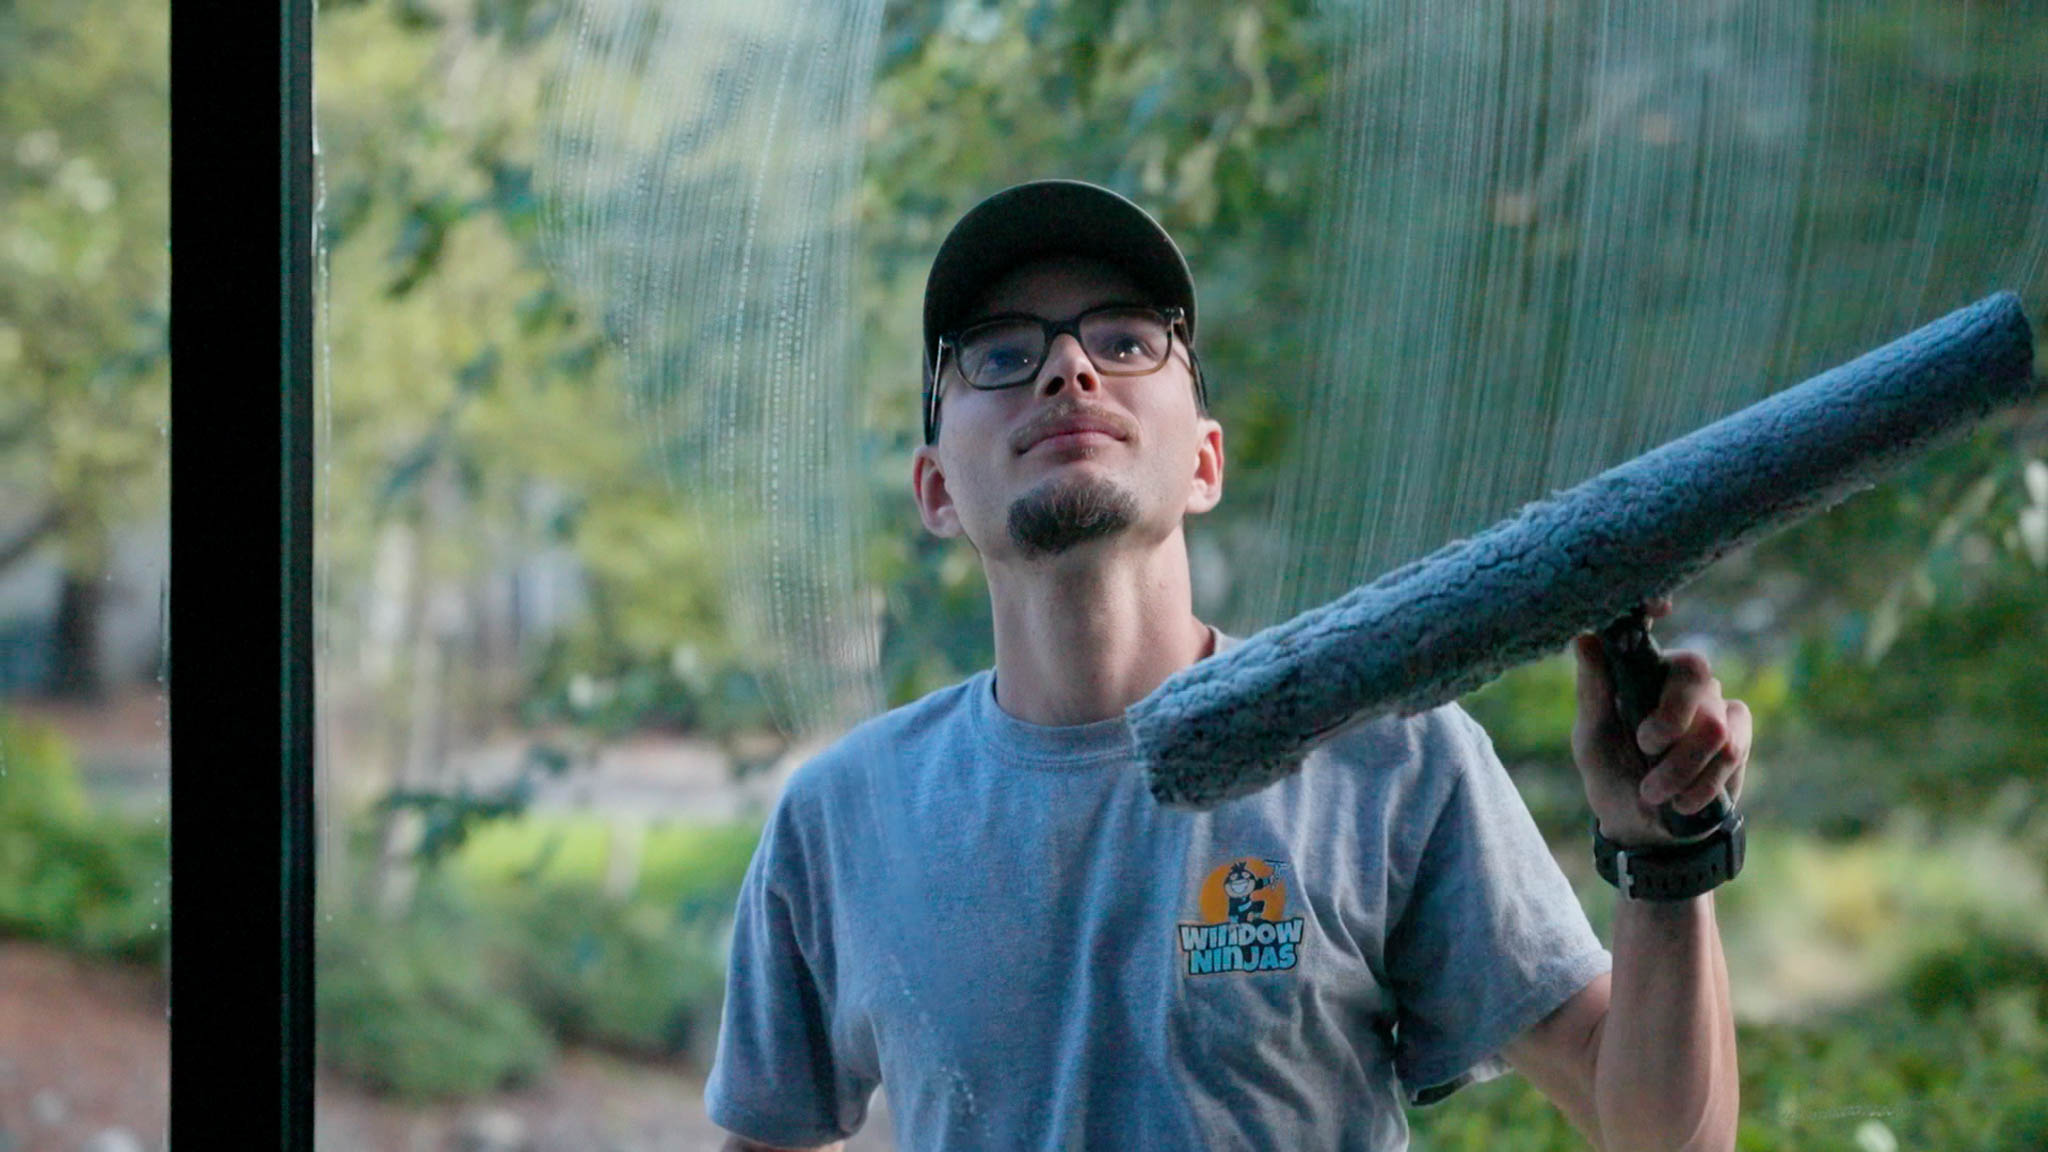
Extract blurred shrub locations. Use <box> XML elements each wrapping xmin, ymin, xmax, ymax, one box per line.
<box><xmin>1412</xmin><ymin>833</ymin><xmax>2048</xmax><ymax>1150</ymax></box>
<box><xmin>319</xmin><ymin>813</ymin><xmax>761</xmax><ymax>1097</ymax></box>
<box><xmin>1791</xmin><ymin>573</ymin><xmax>2048</xmax><ymax>832</ymax></box>
<box><xmin>1734</xmin><ymin>920</ymin><xmax>2048</xmax><ymax>1150</ymax></box>
<box><xmin>1898</xmin><ymin>914</ymin><xmax>2048</xmax><ymax>1020</ymax></box>
<box><xmin>462</xmin><ymin>814</ymin><xmax>756</xmax><ymax>1059</ymax></box>
<box><xmin>0</xmin><ymin>712</ymin><xmax>167</xmax><ymax>964</ymax></box>
<box><xmin>1413</xmin><ymin>942</ymin><xmax>2048</xmax><ymax>1151</ymax></box>
<box><xmin>317</xmin><ymin>897</ymin><xmax>555</xmax><ymax>1101</ymax></box>
<box><xmin>519</xmin><ymin>635</ymin><xmax>778</xmax><ymax>744</ymax></box>
<box><xmin>494</xmin><ymin>887</ymin><xmax>728</xmax><ymax>1060</ymax></box>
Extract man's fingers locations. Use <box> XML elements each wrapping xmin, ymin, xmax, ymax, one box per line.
<box><xmin>1573</xmin><ymin>633</ymin><xmax>1613</xmax><ymax>715</ymax></box>
<box><xmin>1720</xmin><ymin>699</ymin><xmax>1751</xmax><ymax>808</ymax></box>
<box><xmin>1641</xmin><ymin>697</ymin><xmax>1751</xmax><ymax>811</ymax></box>
<box><xmin>1639</xmin><ymin>651</ymin><xmax>1718</xmax><ymax>756</ymax></box>
<box><xmin>1640</xmin><ymin>712</ymin><xmax>1726</xmax><ymax>803</ymax></box>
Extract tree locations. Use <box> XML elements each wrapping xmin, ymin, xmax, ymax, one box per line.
<box><xmin>1</xmin><ymin>0</ymin><xmax>169</xmax><ymax>698</ymax></box>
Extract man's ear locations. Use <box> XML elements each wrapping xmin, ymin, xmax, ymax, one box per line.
<box><xmin>912</xmin><ymin>446</ymin><xmax>964</xmax><ymax>537</ymax></box>
<box><xmin>1186</xmin><ymin>417</ymin><xmax>1224</xmax><ymax>516</ymax></box>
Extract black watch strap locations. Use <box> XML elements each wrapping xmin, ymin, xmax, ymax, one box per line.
<box><xmin>1593</xmin><ymin>809</ymin><xmax>1746</xmax><ymax>901</ymax></box>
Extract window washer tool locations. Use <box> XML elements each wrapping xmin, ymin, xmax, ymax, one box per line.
<box><xmin>1130</xmin><ymin>291</ymin><xmax>2038</xmax><ymax>832</ymax></box>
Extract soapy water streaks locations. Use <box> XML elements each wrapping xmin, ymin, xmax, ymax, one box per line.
<box><xmin>1250</xmin><ymin>0</ymin><xmax>2047</xmax><ymax>629</ymax></box>
<box><xmin>520</xmin><ymin>0</ymin><xmax>2047</xmax><ymax>1137</ymax></box>
<box><xmin>538</xmin><ymin>0</ymin><xmax>886</xmax><ymax>741</ymax></box>
<box><xmin>533</xmin><ymin>0</ymin><xmax>2046</xmax><ymax>728</ymax></box>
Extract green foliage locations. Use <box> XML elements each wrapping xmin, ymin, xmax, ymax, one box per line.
<box><xmin>518</xmin><ymin>632</ymin><xmax>777</xmax><ymax>742</ymax></box>
<box><xmin>1789</xmin><ymin>565</ymin><xmax>2048</xmax><ymax>827</ymax></box>
<box><xmin>1412</xmin><ymin>980</ymin><xmax>2048</xmax><ymax>1151</ymax></box>
<box><xmin>1706</xmin><ymin>444</ymin><xmax>2048</xmax><ymax>836</ymax></box>
<box><xmin>0</xmin><ymin>713</ymin><xmax>166</xmax><ymax>964</ymax></box>
<box><xmin>312</xmin><ymin>0</ymin><xmax>807</xmax><ymax>743</ymax></box>
<box><xmin>1898</xmin><ymin>914</ymin><xmax>2048</xmax><ymax>1020</ymax></box>
<box><xmin>491</xmin><ymin>887</ymin><xmax>728</xmax><ymax>1059</ymax></box>
<box><xmin>1406</xmin><ymin>1072</ymin><xmax>1584</xmax><ymax>1152</ymax></box>
<box><xmin>1735</xmin><ymin>960</ymin><xmax>2048</xmax><ymax>1151</ymax></box>
<box><xmin>1414</xmin><ymin>836</ymin><xmax>2048</xmax><ymax>1150</ymax></box>
<box><xmin>1</xmin><ymin>0</ymin><xmax>169</xmax><ymax>595</ymax></box>
<box><xmin>452</xmin><ymin>812</ymin><xmax>763</xmax><ymax>913</ymax></box>
<box><xmin>317</xmin><ymin>899</ymin><xmax>556</xmax><ymax>1101</ymax></box>
<box><xmin>460</xmin><ymin>815</ymin><xmax>755</xmax><ymax>1059</ymax></box>
<box><xmin>318</xmin><ymin>812</ymin><xmax>761</xmax><ymax>1097</ymax></box>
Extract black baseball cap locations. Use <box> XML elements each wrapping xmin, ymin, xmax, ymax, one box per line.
<box><xmin>921</xmin><ymin>180</ymin><xmax>1199</xmax><ymax>417</ymax></box>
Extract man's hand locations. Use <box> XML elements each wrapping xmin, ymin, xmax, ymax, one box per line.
<box><xmin>1570</xmin><ymin>598</ymin><xmax>1752</xmax><ymax>847</ymax></box>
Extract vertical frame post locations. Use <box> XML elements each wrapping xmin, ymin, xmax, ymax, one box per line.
<box><xmin>168</xmin><ymin>0</ymin><xmax>317</xmax><ymax>1144</ymax></box>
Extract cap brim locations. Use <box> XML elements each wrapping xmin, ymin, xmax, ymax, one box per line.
<box><xmin>922</xmin><ymin>180</ymin><xmax>1196</xmax><ymax>367</ymax></box>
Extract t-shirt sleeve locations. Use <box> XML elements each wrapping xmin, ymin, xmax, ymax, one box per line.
<box><xmin>1383</xmin><ymin>706</ymin><xmax>1613</xmax><ymax>1107</ymax></box>
<box><xmin>703</xmin><ymin>784</ymin><xmax>874</xmax><ymax>1145</ymax></box>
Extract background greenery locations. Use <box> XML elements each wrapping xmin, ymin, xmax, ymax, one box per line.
<box><xmin>5</xmin><ymin>0</ymin><xmax>2045</xmax><ymax>1145</ymax></box>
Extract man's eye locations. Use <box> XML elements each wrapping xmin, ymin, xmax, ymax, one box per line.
<box><xmin>1096</xmin><ymin>332</ymin><xmax>1158</xmax><ymax>362</ymax></box>
<box><xmin>967</xmin><ymin>342</ymin><xmax>1036</xmax><ymax>379</ymax></box>
<box><xmin>1086</xmin><ymin>313</ymin><xmax>1167</xmax><ymax>362</ymax></box>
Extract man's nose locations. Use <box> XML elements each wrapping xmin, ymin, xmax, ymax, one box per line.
<box><xmin>1034</xmin><ymin>332</ymin><xmax>1099</xmax><ymax>398</ymax></box>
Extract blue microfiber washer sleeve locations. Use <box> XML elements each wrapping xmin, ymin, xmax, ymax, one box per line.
<box><xmin>1133</xmin><ymin>291</ymin><xmax>2038</xmax><ymax>810</ymax></box>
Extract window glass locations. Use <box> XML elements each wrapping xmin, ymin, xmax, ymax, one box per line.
<box><xmin>1</xmin><ymin>0</ymin><xmax>170</xmax><ymax>1148</ymax></box>
<box><xmin>311</xmin><ymin>1</ymin><xmax>2047</xmax><ymax>1149</ymax></box>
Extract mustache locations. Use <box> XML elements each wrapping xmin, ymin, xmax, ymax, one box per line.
<box><xmin>1009</xmin><ymin>402</ymin><xmax>1139</xmax><ymax>454</ymax></box>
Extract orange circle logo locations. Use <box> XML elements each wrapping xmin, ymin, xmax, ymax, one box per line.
<box><xmin>1198</xmin><ymin>857</ymin><xmax>1288</xmax><ymax>924</ymax></box>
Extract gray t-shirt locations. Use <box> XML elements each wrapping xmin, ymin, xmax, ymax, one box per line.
<box><xmin>705</xmin><ymin>630</ymin><xmax>1611</xmax><ymax>1150</ymax></box>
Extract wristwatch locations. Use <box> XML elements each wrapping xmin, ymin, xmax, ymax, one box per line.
<box><xmin>1593</xmin><ymin>809</ymin><xmax>1746</xmax><ymax>901</ymax></box>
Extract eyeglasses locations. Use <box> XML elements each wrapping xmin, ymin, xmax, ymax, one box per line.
<box><xmin>924</xmin><ymin>304</ymin><xmax>1204</xmax><ymax>443</ymax></box>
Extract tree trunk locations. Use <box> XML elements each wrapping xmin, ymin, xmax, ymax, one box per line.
<box><xmin>48</xmin><ymin>569</ymin><xmax>106</xmax><ymax>701</ymax></box>
<box><xmin>371</xmin><ymin>515</ymin><xmax>429</xmax><ymax>919</ymax></box>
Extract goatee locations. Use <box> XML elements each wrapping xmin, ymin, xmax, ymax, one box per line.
<box><xmin>1008</xmin><ymin>475</ymin><xmax>1139</xmax><ymax>558</ymax></box>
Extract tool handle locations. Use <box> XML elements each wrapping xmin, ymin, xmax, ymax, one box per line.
<box><xmin>1598</xmin><ymin>608</ymin><xmax>1732</xmax><ymax>841</ymax></box>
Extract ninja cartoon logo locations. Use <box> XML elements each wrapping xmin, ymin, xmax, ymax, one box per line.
<box><xmin>1176</xmin><ymin>857</ymin><xmax>1306</xmax><ymax>976</ymax></box>
<box><xmin>1223</xmin><ymin>861</ymin><xmax>1271</xmax><ymax>922</ymax></box>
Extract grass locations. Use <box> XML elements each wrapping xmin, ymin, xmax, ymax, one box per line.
<box><xmin>451</xmin><ymin>811</ymin><xmax>764</xmax><ymax>909</ymax></box>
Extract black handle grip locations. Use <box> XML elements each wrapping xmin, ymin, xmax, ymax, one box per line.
<box><xmin>1598</xmin><ymin>608</ymin><xmax>1732</xmax><ymax>841</ymax></box>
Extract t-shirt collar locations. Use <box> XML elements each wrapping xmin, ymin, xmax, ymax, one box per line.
<box><xmin>969</xmin><ymin>624</ymin><xmax>1233</xmax><ymax>767</ymax></box>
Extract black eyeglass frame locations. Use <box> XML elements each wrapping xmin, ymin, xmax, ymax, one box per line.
<box><xmin>923</xmin><ymin>304</ymin><xmax>1209</xmax><ymax>444</ymax></box>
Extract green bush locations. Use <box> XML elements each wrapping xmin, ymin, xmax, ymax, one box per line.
<box><xmin>456</xmin><ymin>813</ymin><xmax>758</xmax><ymax>1059</ymax></box>
<box><xmin>317</xmin><ymin>899</ymin><xmax>555</xmax><ymax>1101</ymax></box>
<box><xmin>315</xmin><ymin>813</ymin><xmax>761</xmax><ymax>1097</ymax></box>
<box><xmin>1408</xmin><ymin>917</ymin><xmax>2048</xmax><ymax>1151</ymax></box>
<box><xmin>1899</xmin><ymin>915</ymin><xmax>2048</xmax><ymax>1018</ymax></box>
<box><xmin>1786</xmin><ymin>572</ymin><xmax>2048</xmax><ymax>833</ymax></box>
<box><xmin>494</xmin><ymin>887</ymin><xmax>728</xmax><ymax>1059</ymax></box>
<box><xmin>0</xmin><ymin>712</ymin><xmax>167</xmax><ymax>964</ymax></box>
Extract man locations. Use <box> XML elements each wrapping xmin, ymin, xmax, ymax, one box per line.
<box><xmin>707</xmin><ymin>180</ymin><xmax>1750</xmax><ymax>1151</ymax></box>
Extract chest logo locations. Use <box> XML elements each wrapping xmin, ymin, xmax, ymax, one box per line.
<box><xmin>1176</xmin><ymin>856</ymin><xmax>1305</xmax><ymax>976</ymax></box>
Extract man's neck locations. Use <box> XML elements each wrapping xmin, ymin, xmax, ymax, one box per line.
<box><xmin>983</xmin><ymin>533</ymin><xmax>1214</xmax><ymax>726</ymax></box>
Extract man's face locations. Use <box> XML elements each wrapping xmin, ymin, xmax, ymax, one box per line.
<box><xmin>911</xmin><ymin>255</ymin><xmax>1223</xmax><ymax>565</ymax></box>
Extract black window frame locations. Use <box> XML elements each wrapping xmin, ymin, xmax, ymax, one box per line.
<box><xmin>168</xmin><ymin>0</ymin><xmax>317</xmax><ymax>1145</ymax></box>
